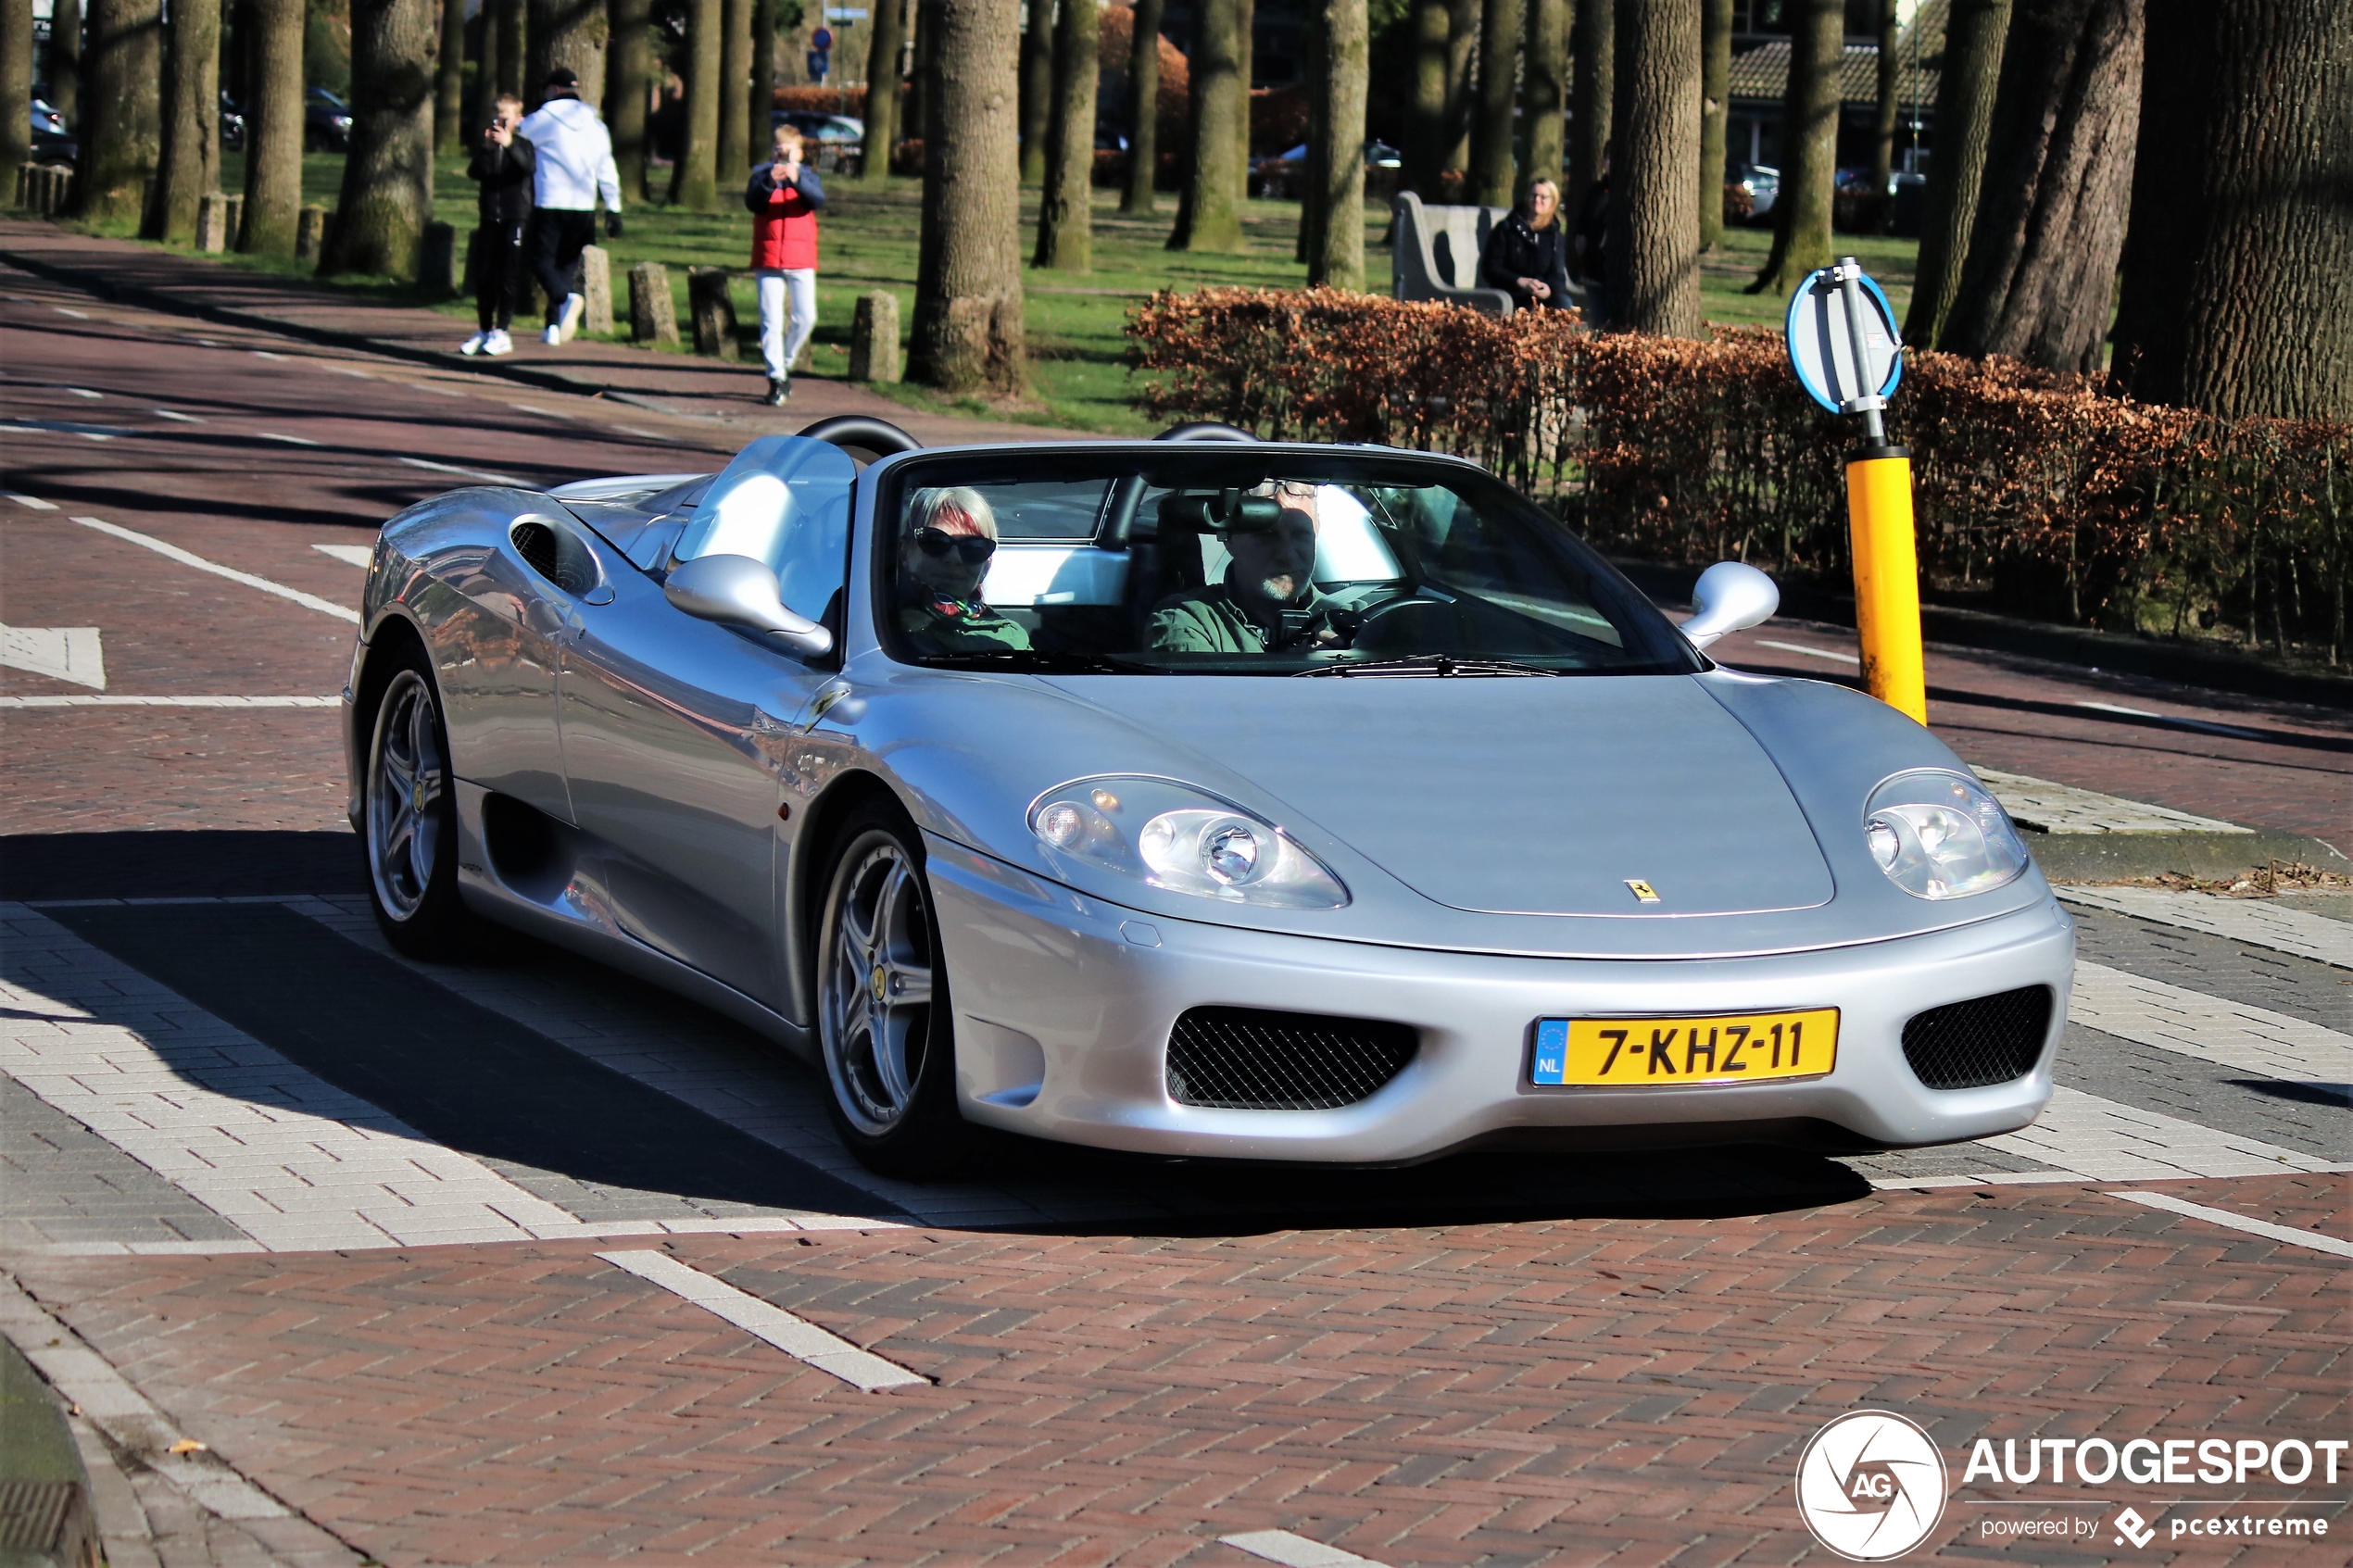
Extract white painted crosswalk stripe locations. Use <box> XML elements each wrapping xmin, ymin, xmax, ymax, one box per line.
<box><xmin>597</xmin><ymin>1249</ymin><xmax>928</xmax><ymax>1390</ymax></box>
<box><xmin>1986</xmin><ymin>1086</ymin><xmax>2345</xmax><ymax>1184</ymax></box>
<box><xmin>1221</xmin><ymin>1530</ymin><xmax>1393</xmax><ymax>1567</ymax></box>
<box><xmin>2070</xmin><ymin>960</ymin><xmax>2351</xmax><ymax>1083</ymax></box>
<box><xmin>2059</xmin><ymin>885</ymin><xmax>2353</xmax><ymax>969</ymax></box>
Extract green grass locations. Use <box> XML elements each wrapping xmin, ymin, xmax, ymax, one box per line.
<box><xmin>97</xmin><ymin>152</ymin><xmax>1922</xmax><ymax>435</ymax></box>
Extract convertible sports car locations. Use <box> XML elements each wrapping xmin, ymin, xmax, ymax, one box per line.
<box><xmin>344</xmin><ymin>419</ymin><xmax>2073</xmax><ymax>1176</ymax></box>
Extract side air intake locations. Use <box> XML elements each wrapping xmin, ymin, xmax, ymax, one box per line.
<box><xmin>1165</xmin><ymin>1007</ymin><xmax>1417</xmax><ymax>1110</ymax></box>
<box><xmin>1901</xmin><ymin>986</ymin><xmax>2054</xmax><ymax>1090</ymax></box>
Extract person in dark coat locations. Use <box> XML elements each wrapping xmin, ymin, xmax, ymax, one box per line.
<box><xmin>1479</xmin><ymin>177</ymin><xmax>1573</xmax><ymax>314</ymax></box>
<box><xmin>461</xmin><ymin>94</ymin><xmax>535</xmax><ymax>357</ymax></box>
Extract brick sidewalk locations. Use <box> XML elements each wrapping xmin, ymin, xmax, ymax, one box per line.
<box><xmin>9</xmin><ymin>1174</ymin><xmax>2347</xmax><ymax>1567</ymax></box>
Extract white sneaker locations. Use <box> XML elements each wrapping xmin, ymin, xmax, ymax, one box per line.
<box><xmin>542</xmin><ymin>322</ymin><xmax>563</xmax><ymax>346</ymax></box>
<box><xmin>483</xmin><ymin>329</ymin><xmax>513</xmax><ymax>358</ymax></box>
<box><xmin>459</xmin><ymin>331</ymin><xmax>489</xmax><ymax>356</ymax></box>
<box><xmin>558</xmin><ymin>293</ymin><xmax>585</xmax><ymax>341</ymax></box>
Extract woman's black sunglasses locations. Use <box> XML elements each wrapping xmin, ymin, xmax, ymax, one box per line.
<box><xmin>913</xmin><ymin>527</ymin><xmax>997</xmax><ymax>564</ymax></box>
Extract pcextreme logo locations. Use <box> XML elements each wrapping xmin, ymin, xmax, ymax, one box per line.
<box><xmin>1794</xmin><ymin>1411</ymin><xmax>1949</xmax><ymax>1562</ymax></box>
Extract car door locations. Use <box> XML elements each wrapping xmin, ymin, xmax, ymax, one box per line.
<box><xmin>557</xmin><ymin>438</ymin><xmax>855</xmax><ymax>1011</ymax></box>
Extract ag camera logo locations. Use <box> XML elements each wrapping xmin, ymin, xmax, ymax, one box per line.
<box><xmin>1795</xmin><ymin>1411</ymin><xmax>1949</xmax><ymax>1561</ymax></box>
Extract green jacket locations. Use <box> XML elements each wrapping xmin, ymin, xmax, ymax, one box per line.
<box><xmin>900</xmin><ymin>596</ymin><xmax>1031</xmax><ymax>656</ymax></box>
<box><xmin>1148</xmin><ymin>577</ymin><xmax>1331</xmax><ymax>654</ymax></box>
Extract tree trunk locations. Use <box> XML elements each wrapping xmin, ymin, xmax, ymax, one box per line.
<box><xmin>912</xmin><ymin>0</ymin><xmax>1025</xmax><ymax>392</ymax></box>
<box><xmin>1402</xmin><ymin>0</ymin><xmax>1447</xmax><ymax>196</ymax></box>
<box><xmin>1309</xmin><ymin>0</ymin><xmax>1366</xmax><ymax>288</ymax></box>
<box><xmin>1698</xmin><ymin>0</ymin><xmax>1730</xmax><ymax>250</ymax></box>
<box><xmin>1745</xmin><ymin>0</ymin><xmax>1837</xmax><ymax>295</ymax></box>
<box><xmin>1019</xmin><ymin>0</ymin><xmax>1053</xmax><ymax>182</ymax></box>
<box><xmin>2115</xmin><ymin>0</ymin><xmax>2351</xmax><ymax>419</ymax></box>
<box><xmin>1297</xmin><ymin>0</ymin><xmax>1326</xmax><ymax>263</ymax></box>
<box><xmin>497</xmin><ymin>0</ymin><xmax>526</xmax><ymax>94</ymax></box>
<box><xmin>749</xmin><ymin>0</ymin><xmax>774</xmax><ymax>168</ymax></box>
<box><xmin>146</xmin><ymin>0</ymin><xmax>220</xmax><ymax>243</ymax></box>
<box><xmin>71</xmin><ymin>0</ymin><xmax>161</xmax><ymax>223</ymax></box>
<box><xmin>239</xmin><ymin>0</ymin><xmax>300</xmax><ymax>251</ymax></box>
<box><xmin>1441</xmin><ymin>0</ymin><xmax>1478</xmax><ymax>175</ymax></box>
<box><xmin>607</xmin><ymin>0</ymin><xmax>651</xmax><ymax>198</ymax></box>
<box><xmin>909</xmin><ymin>0</ymin><xmax>934</xmax><ymax>143</ymax></box>
<box><xmin>1522</xmin><ymin>0</ymin><xmax>1564</xmax><ymax>190</ymax></box>
<box><xmin>716</xmin><ymin>0</ymin><xmax>749</xmax><ymax>187</ymax></box>
<box><xmin>1169</xmin><ymin>0</ymin><xmax>1244</xmax><ymax>250</ymax></box>
<box><xmin>1902</xmin><ymin>0</ymin><xmax>2007</xmax><ymax>344</ymax></box>
<box><xmin>1119</xmin><ymin>0</ymin><xmax>1162</xmax><ymax>209</ymax></box>
<box><xmin>861</xmin><ymin>0</ymin><xmax>907</xmax><ymax>182</ymax></box>
<box><xmin>1607</xmin><ymin>0</ymin><xmax>1700</xmax><ymax>334</ymax></box>
<box><xmin>670</xmin><ymin>0</ymin><xmax>721</xmax><ymax>207</ymax></box>
<box><xmin>528</xmin><ymin>0</ymin><xmax>605</xmax><ymax>107</ymax></box>
<box><xmin>323</xmin><ymin>0</ymin><xmax>437</xmax><ymax>277</ymax></box>
<box><xmin>1564</xmin><ymin>0</ymin><xmax>1607</xmax><ymax>222</ymax></box>
<box><xmin>1868</xmin><ymin>0</ymin><xmax>1896</xmax><ymax>199</ymax></box>
<box><xmin>434</xmin><ymin>0</ymin><xmax>464</xmax><ymax>150</ymax></box>
<box><xmin>1034</xmin><ymin>0</ymin><xmax>1097</xmax><ymax>268</ymax></box>
<box><xmin>477</xmin><ymin>0</ymin><xmax>502</xmax><ymax>121</ymax></box>
<box><xmin>46</xmin><ymin>0</ymin><xmax>80</xmax><ymax>131</ymax></box>
<box><xmin>1940</xmin><ymin>0</ymin><xmax>2141</xmax><ymax>372</ymax></box>
<box><xmin>1468</xmin><ymin>0</ymin><xmax>1517</xmax><ymax>205</ymax></box>
<box><xmin>4</xmin><ymin>0</ymin><xmax>35</xmax><ymax>174</ymax></box>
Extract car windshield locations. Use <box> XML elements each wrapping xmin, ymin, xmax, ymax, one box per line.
<box><xmin>875</xmin><ymin>451</ymin><xmax>1705</xmax><ymax>677</ymax></box>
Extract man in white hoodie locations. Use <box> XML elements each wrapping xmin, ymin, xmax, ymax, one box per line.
<box><xmin>517</xmin><ymin>67</ymin><xmax>622</xmax><ymax>346</ymax></box>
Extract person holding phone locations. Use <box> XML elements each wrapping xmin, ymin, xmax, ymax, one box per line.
<box><xmin>460</xmin><ymin>94</ymin><xmax>535</xmax><ymax>357</ymax></box>
<box><xmin>745</xmin><ymin>122</ymin><xmax>825</xmax><ymax>407</ymax></box>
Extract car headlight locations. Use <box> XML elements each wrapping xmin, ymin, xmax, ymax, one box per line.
<box><xmin>1028</xmin><ymin>775</ymin><xmax>1348</xmax><ymax>909</ymax></box>
<box><xmin>1863</xmin><ymin>770</ymin><xmax>2029</xmax><ymax>899</ymax></box>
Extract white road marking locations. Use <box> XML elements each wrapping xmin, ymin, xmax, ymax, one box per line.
<box><xmin>2058</xmin><ymin>886</ymin><xmax>2353</xmax><ymax>970</ymax></box>
<box><xmin>0</xmin><ymin>1275</ymin><xmax>292</xmax><ymax>1521</ymax></box>
<box><xmin>2073</xmin><ymin>700</ymin><xmax>2271</xmax><ymax>743</ymax></box>
<box><xmin>1972</xmin><ymin>769</ymin><xmax>2247</xmax><ymax>835</ymax></box>
<box><xmin>1984</xmin><ymin>1085</ymin><xmax>2346</xmax><ymax>1183</ymax></box>
<box><xmin>255</xmin><ymin>431</ymin><xmax>320</xmax><ymax>445</ymax></box>
<box><xmin>63</xmin><ymin>386</ymin><xmax>101</xmax><ymax>399</ymax></box>
<box><xmin>326</xmin><ymin>365</ymin><xmax>372</xmax><ymax>377</ymax></box>
<box><xmin>1221</xmin><ymin>1530</ymin><xmax>1393</xmax><ymax>1567</ymax></box>
<box><xmin>250</xmin><ymin>349</ymin><xmax>286</xmax><ymax>360</ymax></box>
<box><xmin>0</xmin><ymin>695</ymin><xmax>338</xmax><ymax>709</ymax></box>
<box><xmin>2108</xmin><ymin>1189</ymin><xmax>2353</xmax><ymax>1260</ymax></box>
<box><xmin>397</xmin><ymin>455</ymin><xmax>527</xmax><ymax>486</ymax></box>
<box><xmin>0</xmin><ymin>622</ymin><xmax>105</xmax><ymax>689</ymax></box>
<box><xmin>312</xmin><ymin>543</ymin><xmax>375</xmax><ymax>566</ymax></box>
<box><xmin>2070</xmin><ymin>960</ymin><xmax>2351</xmax><ymax>1083</ymax></box>
<box><xmin>71</xmin><ymin>516</ymin><xmax>361</xmax><ymax>624</ymax></box>
<box><xmin>2</xmin><ymin>491</ymin><xmax>58</xmax><ymax>509</ymax></box>
<box><xmin>1754</xmin><ymin>639</ymin><xmax>1860</xmax><ymax>666</ymax></box>
<box><xmin>596</xmin><ymin>1249</ymin><xmax>928</xmax><ymax>1391</ymax></box>
<box><xmin>54</xmin><ymin>306</ymin><xmax>88</xmax><ymax>319</ymax></box>
<box><xmin>152</xmin><ymin>408</ymin><xmax>204</xmax><ymax>422</ymax></box>
<box><xmin>508</xmin><ymin>401</ymin><xmax>574</xmax><ymax>419</ymax></box>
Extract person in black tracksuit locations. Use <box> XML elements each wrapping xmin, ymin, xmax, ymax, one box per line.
<box><xmin>1480</xmin><ymin>177</ymin><xmax>1574</xmax><ymax>316</ymax></box>
<box><xmin>463</xmin><ymin>94</ymin><xmax>535</xmax><ymax>356</ymax></box>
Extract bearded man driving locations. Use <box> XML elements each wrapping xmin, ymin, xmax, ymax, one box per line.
<box><xmin>1148</xmin><ymin>482</ymin><xmax>1338</xmax><ymax>654</ymax></box>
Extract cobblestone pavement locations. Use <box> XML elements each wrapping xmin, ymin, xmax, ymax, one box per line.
<box><xmin>3</xmin><ymin>257</ymin><xmax>2347</xmax><ymax>1566</ymax></box>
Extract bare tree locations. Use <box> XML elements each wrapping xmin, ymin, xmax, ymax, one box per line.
<box><xmin>1019</xmin><ymin>0</ymin><xmax>1053</xmax><ymax>182</ymax></box>
<box><xmin>146</xmin><ymin>0</ymin><xmax>221</xmax><ymax>243</ymax></box>
<box><xmin>528</xmin><ymin>0</ymin><xmax>606</xmax><ymax>104</ymax></box>
<box><xmin>1469</xmin><ymin>0</ymin><xmax>1517</xmax><ymax>206</ymax></box>
<box><xmin>608</xmin><ymin>0</ymin><xmax>652</xmax><ymax>198</ymax></box>
<box><xmin>1444</xmin><ymin>0</ymin><xmax>1478</xmax><ymax>173</ymax></box>
<box><xmin>671</xmin><ymin>0</ymin><xmax>722</xmax><ymax>207</ymax></box>
<box><xmin>239</xmin><ymin>0</ymin><xmax>301</xmax><ymax>252</ymax></box>
<box><xmin>717</xmin><ymin>0</ymin><xmax>750</xmax><ymax>187</ymax></box>
<box><xmin>46</xmin><ymin>0</ymin><xmax>80</xmax><ymax>131</ymax></box>
<box><xmin>1403</xmin><ymin>0</ymin><xmax>1448</xmax><ymax>196</ymax></box>
<box><xmin>861</xmin><ymin>0</ymin><xmax>908</xmax><ymax>182</ymax></box>
<box><xmin>2112</xmin><ymin>0</ymin><xmax>2351</xmax><ymax>419</ymax></box>
<box><xmin>1903</xmin><ymin>0</ymin><xmax>2008</xmax><ymax>345</ymax></box>
<box><xmin>324</xmin><ymin>0</ymin><xmax>438</xmax><ymax>277</ymax></box>
<box><xmin>1565</xmin><ymin>0</ymin><xmax>1607</xmax><ymax>221</ymax></box>
<box><xmin>1169</xmin><ymin>0</ymin><xmax>1245</xmax><ymax>250</ymax></box>
<box><xmin>1608</xmin><ymin>0</ymin><xmax>1701</xmax><ymax>334</ymax></box>
<box><xmin>434</xmin><ymin>0</ymin><xmax>465</xmax><ymax>150</ymax></box>
<box><xmin>912</xmin><ymin>0</ymin><xmax>1026</xmax><ymax>391</ymax></box>
<box><xmin>1523</xmin><ymin>0</ymin><xmax>1565</xmax><ymax>189</ymax></box>
<box><xmin>1308</xmin><ymin>0</ymin><xmax>1367</xmax><ymax>288</ymax></box>
<box><xmin>1697</xmin><ymin>0</ymin><xmax>1730</xmax><ymax>249</ymax></box>
<box><xmin>70</xmin><ymin>0</ymin><xmax>161</xmax><ymax>223</ymax></box>
<box><xmin>1940</xmin><ymin>0</ymin><xmax>2142</xmax><ymax>372</ymax></box>
<box><xmin>1034</xmin><ymin>0</ymin><xmax>1098</xmax><ymax>268</ymax></box>
<box><xmin>3</xmin><ymin>0</ymin><xmax>33</xmax><ymax>174</ymax></box>
<box><xmin>1745</xmin><ymin>0</ymin><xmax>1837</xmax><ymax>295</ymax></box>
<box><xmin>1120</xmin><ymin>0</ymin><xmax>1163</xmax><ymax>210</ymax></box>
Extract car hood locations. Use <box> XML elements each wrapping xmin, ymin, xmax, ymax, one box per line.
<box><xmin>1044</xmin><ymin>676</ymin><xmax>1831</xmax><ymax>918</ymax></box>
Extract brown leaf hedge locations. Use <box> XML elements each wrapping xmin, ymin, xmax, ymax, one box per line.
<box><xmin>1126</xmin><ymin>288</ymin><xmax>2350</xmax><ymax>663</ymax></box>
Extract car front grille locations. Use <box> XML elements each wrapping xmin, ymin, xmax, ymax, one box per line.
<box><xmin>1901</xmin><ymin>985</ymin><xmax>2054</xmax><ymax>1090</ymax></box>
<box><xmin>1164</xmin><ymin>1007</ymin><xmax>1418</xmax><ymax>1110</ymax></box>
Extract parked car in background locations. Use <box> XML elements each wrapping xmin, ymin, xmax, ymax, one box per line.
<box><xmin>220</xmin><ymin>91</ymin><xmax>247</xmax><ymax>152</ymax></box>
<box><xmin>1731</xmin><ymin>164</ymin><xmax>1779</xmax><ymax>222</ymax></box>
<box><xmin>30</xmin><ymin>99</ymin><xmax>75</xmax><ymax>166</ymax></box>
<box><xmin>772</xmin><ymin>110</ymin><xmax>862</xmax><ymax>148</ymax></box>
<box><xmin>1250</xmin><ymin>139</ymin><xmax>1403</xmax><ymax>200</ymax></box>
<box><xmin>307</xmin><ymin>87</ymin><xmax>354</xmax><ymax>152</ymax></box>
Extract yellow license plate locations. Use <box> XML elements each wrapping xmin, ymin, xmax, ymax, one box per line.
<box><xmin>1530</xmin><ymin>1010</ymin><xmax>1838</xmax><ymax>1086</ymax></box>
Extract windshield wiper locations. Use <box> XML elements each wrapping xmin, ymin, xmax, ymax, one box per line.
<box><xmin>1295</xmin><ymin>654</ymin><xmax>1567</xmax><ymax>678</ymax></box>
<box><xmin>924</xmin><ymin>650</ymin><xmax>1163</xmax><ymax>675</ymax></box>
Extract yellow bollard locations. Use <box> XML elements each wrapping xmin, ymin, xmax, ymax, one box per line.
<box><xmin>1845</xmin><ymin>445</ymin><xmax>1928</xmax><ymax>724</ymax></box>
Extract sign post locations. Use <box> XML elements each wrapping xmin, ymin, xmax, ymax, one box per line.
<box><xmin>1785</xmin><ymin>257</ymin><xmax>1926</xmax><ymax>725</ymax></box>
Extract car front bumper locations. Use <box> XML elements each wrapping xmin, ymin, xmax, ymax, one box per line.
<box><xmin>926</xmin><ymin>836</ymin><xmax>2074</xmax><ymax>1164</ymax></box>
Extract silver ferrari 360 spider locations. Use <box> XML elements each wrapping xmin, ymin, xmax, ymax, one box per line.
<box><xmin>343</xmin><ymin>420</ymin><xmax>2072</xmax><ymax>1176</ymax></box>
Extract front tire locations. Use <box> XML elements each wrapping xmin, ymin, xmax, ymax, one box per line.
<box><xmin>815</xmin><ymin>806</ymin><xmax>968</xmax><ymax>1178</ymax></box>
<box><xmin>363</xmin><ymin>651</ymin><xmax>467</xmax><ymax>958</ymax></box>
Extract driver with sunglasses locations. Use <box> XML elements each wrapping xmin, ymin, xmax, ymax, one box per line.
<box><xmin>1148</xmin><ymin>480</ymin><xmax>1339</xmax><ymax>655</ymax></box>
<box><xmin>898</xmin><ymin>487</ymin><xmax>1031</xmax><ymax>656</ymax></box>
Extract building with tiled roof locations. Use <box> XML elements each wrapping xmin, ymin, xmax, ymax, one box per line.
<box><xmin>1725</xmin><ymin>0</ymin><xmax>1944</xmax><ymax>176</ymax></box>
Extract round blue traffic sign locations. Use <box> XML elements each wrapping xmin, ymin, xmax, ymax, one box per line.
<box><xmin>1785</xmin><ymin>264</ymin><xmax>1903</xmax><ymax>416</ymax></box>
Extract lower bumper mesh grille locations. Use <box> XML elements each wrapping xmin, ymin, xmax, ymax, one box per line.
<box><xmin>1165</xmin><ymin>1007</ymin><xmax>1418</xmax><ymax>1110</ymax></box>
<box><xmin>1902</xmin><ymin>985</ymin><xmax>2054</xmax><ymax>1090</ymax></box>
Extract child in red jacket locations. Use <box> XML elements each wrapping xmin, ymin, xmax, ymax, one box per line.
<box><xmin>746</xmin><ymin>123</ymin><xmax>824</xmax><ymax>407</ymax></box>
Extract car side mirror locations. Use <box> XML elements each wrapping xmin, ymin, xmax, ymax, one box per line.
<box><xmin>1679</xmin><ymin>560</ymin><xmax>1779</xmax><ymax>650</ymax></box>
<box><xmin>663</xmin><ymin>553</ymin><xmax>834</xmax><ymax>658</ymax></box>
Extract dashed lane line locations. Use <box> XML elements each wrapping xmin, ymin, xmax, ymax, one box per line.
<box><xmin>312</xmin><ymin>543</ymin><xmax>375</xmax><ymax>566</ymax></box>
<box><xmin>397</xmin><ymin>454</ymin><xmax>528</xmax><ymax>486</ymax></box>
<box><xmin>255</xmin><ymin>431</ymin><xmax>320</xmax><ymax>445</ymax></box>
<box><xmin>2073</xmin><ymin>700</ymin><xmax>2273</xmax><ymax>743</ymax></box>
<box><xmin>152</xmin><ymin>408</ymin><xmax>203</xmax><ymax>422</ymax></box>
<box><xmin>2109</xmin><ymin>1189</ymin><xmax>2353</xmax><ymax>1260</ymax></box>
<box><xmin>70</xmin><ymin>515</ymin><xmax>360</xmax><ymax>623</ymax></box>
<box><xmin>1754</xmin><ymin>638</ymin><xmax>1860</xmax><ymax>666</ymax></box>
<box><xmin>0</xmin><ymin>696</ymin><xmax>339</xmax><ymax>709</ymax></box>
<box><xmin>2057</xmin><ymin>886</ymin><xmax>2353</xmax><ymax>969</ymax></box>
<box><xmin>2</xmin><ymin>491</ymin><xmax>57</xmax><ymax>509</ymax></box>
<box><xmin>2069</xmin><ymin>960</ymin><xmax>2352</xmax><ymax>1084</ymax></box>
<box><xmin>1221</xmin><ymin>1530</ymin><xmax>1394</xmax><ymax>1567</ymax></box>
<box><xmin>595</xmin><ymin>1249</ymin><xmax>929</xmax><ymax>1391</ymax></box>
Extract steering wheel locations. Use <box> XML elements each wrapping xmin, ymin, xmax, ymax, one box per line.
<box><xmin>1346</xmin><ymin>593</ymin><xmax>1464</xmax><ymax>656</ymax></box>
